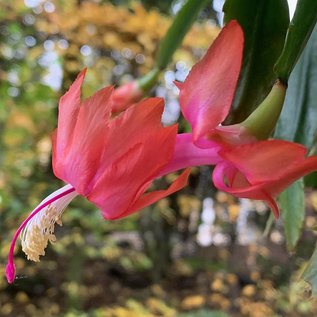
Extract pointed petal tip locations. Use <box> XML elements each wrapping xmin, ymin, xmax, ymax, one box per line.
<box><xmin>75</xmin><ymin>68</ymin><xmax>88</xmax><ymax>84</ymax></box>
<box><xmin>80</xmin><ymin>67</ymin><xmax>88</xmax><ymax>77</ymax></box>
<box><xmin>134</xmin><ymin>96</ymin><xmax>165</xmax><ymax>117</ymax></box>
<box><xmin>264</xmin><ymin>193</ymin><xmax>280</xmax><ymax>220</ymax></box>
<box><xmin>144</xmin><ymin>96</ymin><xmax>164</xmax><ymax>107</ymax></box>
<box><xmin>60</xmin><ymin>68</ymin><xmax>87</xmax><ymax>103</ymax></box>
<box><xmin>270</xmin><ymin>201</ymin><xmax>280</xmax><ymax>220</ymax></box>
<box><xmin>225</xmin><ymin>19</ymin><xmax>243</xmax><ymax>35</ymax></box>
<box><xmin>226</xmin><ymin>19</ymin><xmax>239</xmax><ymax>27</ymax></box>
<box><xmin>6</xmin><ymin>262</ymin><xmax>16</xmax><ymax>284</ymax></box>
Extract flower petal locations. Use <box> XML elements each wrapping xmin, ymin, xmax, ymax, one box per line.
<box><xmin>213</xmin><ymin>141</ymin><xmax>317</xmax><ymax>218</ymax></box>
<box><xmin>53</xmin><ymin>70</ymin><xmax>114</xmax><ymax>195</ymax></box>
<box><xmin>123</xmin><ymin>168</ymin><xmax>192</xmax><ymax>219</ymax></box>
<box><xmin>86</xmin><ymin>98</ymin><xmax>179</xmax><ymax>219</ymax></box>
<box><xmin>55</xmin><ymin>69</ymin><xmax>86</xmax><ymax>152</ymax></box>
<box><xmin>212</xmin><ymin>162</ymin><xmax>281</xmax><ymax>217</ymax></box>
<box><xmin>219</xmin><ymin>139</ymin><xmax>308</xmax><ymax>184</ymax></box>
<box><xmin>178</xmin><ymin>20</ymin><xmax>243</xmax><ymax>145</ymax></box>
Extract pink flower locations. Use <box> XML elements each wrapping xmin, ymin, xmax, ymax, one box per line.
<box><xmin>165</xmin><ymin>20</ymin><xmax>317</xmax><ymax>219</ymax></box>
<box><xmin>213</xmin><ymin>140</ymin><xmax>317</xmax><ymax>218</ymax></box>
<box><xmin>6</xmin><ymin>69</ymin><xmax>190</xmax><ymax>283</ymax></box>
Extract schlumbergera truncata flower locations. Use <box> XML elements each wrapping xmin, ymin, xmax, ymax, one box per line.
<box><xmin>7</xmin><ymin>19</ymin><xmax>317</xmax><ymax>284</ymax></box>
<box><xmin>5</xmin><ymin>69</ymin><xmax>193</xmax><ymax>283</ymax></box>
<box><xmin>163</xmin><ymin>20</ymin><xmax>317</xmax><ymax>219</ymax></box>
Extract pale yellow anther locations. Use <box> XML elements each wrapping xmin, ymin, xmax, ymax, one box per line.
<box><xmin>21</xmin><ymin>205</ymin><xmax>64</xmax><ymax>262</ymax></box>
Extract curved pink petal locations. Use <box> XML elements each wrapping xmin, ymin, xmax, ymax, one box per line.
<box><xmin>105</xmin><ymin>168</ymin><xmax>192</xmax><ymax>220</ymax></box>
<box><xmin>55</xmin><ymin>69</ymin><xmax>86</xmax><ymax>152</ymax></box>
<box><xmin>59</xmin><ymin>87</ymin><xmax>114</xmax><ymax>195</ymax></box>
<box><xmin>53</xmin><ymin>70</ymin><xmax>114</xmax><ymax>194</ymax></box>
<box><xmin>212</xmin><ymin>162</ymin><xmax>281</xmax><ymax>218</ymax></box>
<box><xmin>261</xmin><ymin>191</ymin><xmax>280</xmax><ymax>219</ymax></box>
<box><xmin>218</xmin><ymin>139</ymin><xmax>308</xmax><ymax>184</ymax></box>
<box><xmin>178</xmin><ymin>20</ymin><xmax>243</xmax><ymax>146</ymax></box>
<box><xmin>91</xmin><ymin>98</ymin><xmax>176</xmax><ymax>184</ymax></box>
<box><xmin>86</xmin><ymin>98</ymin><xmax>179</xmax><ymax>219</ymax></box>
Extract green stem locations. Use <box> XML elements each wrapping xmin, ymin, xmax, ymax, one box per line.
<box><xmin>274</xmin><ymin>0</ymin><xmax>317</xmax><ymax>83</ymax></box>
<box><xmin>133</xmin><ymin>0</ymin><xmax>209</xmax><ymax>95</ymax></box>
<box><xmin>156</xmin><ymin>0</ymin><xmax>209</xmax><ymax>70</ymax></box>
<box><xmin>263</xmin><ymin>212</ymin><xmax>275</xmax><ymax>237</ymax></box>
<box><xmin>137</xmin><ymin>67</ymin><xmax>160</xmax><ymax>92</ymax></box>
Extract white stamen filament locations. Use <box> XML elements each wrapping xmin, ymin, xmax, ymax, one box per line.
<box><xmin>20</xmin><ymin>184</ymin><xmax>78</xmax><ymax>262</ymax></box>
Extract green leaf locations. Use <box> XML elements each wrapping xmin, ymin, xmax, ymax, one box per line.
<box><xmin>223</xmin><ymin>0</ymin><xmax>289</xmax><ymax>123</ymax></box>
<box><xmin>279</xmin><ymin>179</ymin><xmax>305</xmax><ymax>252</ymax></box>
<box><xmin>155</xmin><ymin>0</ymin><xmax>209</xmax><ymax>70</ymax></box>
<box><xmin>138</xmin><ymin>0</ymin><xmax>209</xmax><ymax>92</ymax></box>
<box><xmin>275</xmin><ymin>0</ymin><xmax>317</xmax><ymax>83</ymax></box>
<box><xmin>301</xmin><ymin>245</ymin><xmax>317</xmax><ymax>296</ymax></box>
<box><xmin>275</xmin><ymin>25</ymin><xmax>317</xmax><ymax>148</ymax></box>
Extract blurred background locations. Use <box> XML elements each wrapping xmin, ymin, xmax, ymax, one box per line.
<box><xmin>1</xmin><ymin>0</ymin><xmax>317</xmax><ymax>316</ymax></box>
